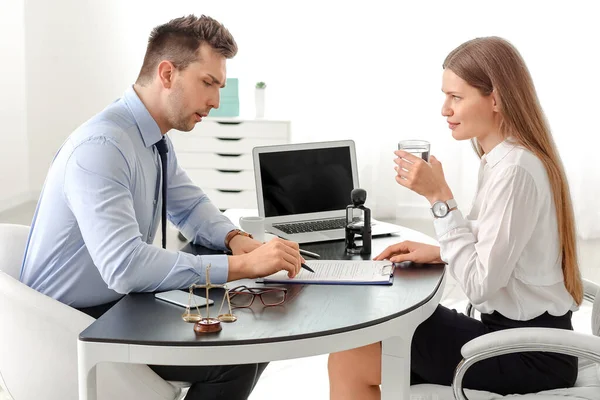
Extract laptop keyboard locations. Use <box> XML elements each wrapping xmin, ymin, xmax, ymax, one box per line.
<box><xmin>274</xmin><ymin>217</ymin><xmax>361</xmax><ymax>234</ymax></box>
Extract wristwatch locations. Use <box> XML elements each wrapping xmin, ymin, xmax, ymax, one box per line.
<box><xmin>224</xmin><ymin>229</ymin><xmax>253</xmax><ymax>249</ymax></box>
<box><xmin>431</xmin><ymin>199</ymin><xmax>458</xmax><ymax>219</ymax></box>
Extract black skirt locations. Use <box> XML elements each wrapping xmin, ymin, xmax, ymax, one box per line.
<box><xmin>410</xmin><ymin>305</ymin><xmax>578</xmax><ymax>394</ymax></box>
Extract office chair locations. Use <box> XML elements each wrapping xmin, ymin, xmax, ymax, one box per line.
<box><xmin>0</xmin><ymin>223</ymin><xmax>187</xmax><ymax>400</ymax></box>
<box><xmin>411</xmin><ymin>280</ymin><xmax>600</xmax><ymax>400</ymax></box>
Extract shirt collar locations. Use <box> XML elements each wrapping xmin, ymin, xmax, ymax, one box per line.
<box><xmin>481</xmin><ymin>138</ymin><xmax>517</xmax><ymax>168</ymax></box>
<box><xmin>123</xmin><ymin>85</ymin><xmax>163</xmax><ymax>148</ymax></box>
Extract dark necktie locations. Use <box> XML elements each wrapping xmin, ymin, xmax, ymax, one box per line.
<box><xmin>154</xmin><ymin>137</ymin><xmax>168</xmax><ymax>249</ymax></box>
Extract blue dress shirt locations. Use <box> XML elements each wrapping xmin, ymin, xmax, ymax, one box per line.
<box><xmin>20</xmin><ymin>86</ymin><xmax>235</xmax><ymax>308</ymax></box>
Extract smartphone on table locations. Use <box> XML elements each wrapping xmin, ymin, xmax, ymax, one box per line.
<box><xmin>155</xmin><ymin>290</ymin><xmax>214</xmax><ymax>308</ymax></box>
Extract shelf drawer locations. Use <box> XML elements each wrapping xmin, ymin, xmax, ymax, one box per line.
<box><xmin>177</xmin><ymin>153</ymin><xmax>254</xmax><ymax>170</ymax></box>
<box><xmin>187</xmin><ymin>169</ymin><xmax>256</xmax><ymax>190</ymax></box>
<box><xmin>190</xmin><ymin>120</ymin><xmax>290</xmax><ymax>139</ymax></box>
<box><xmin>204</xmin><ymin>189</ymin><xmax>257</xmax><ymax>210</ymax></box>
<box><xmin>169</xmin><ymin>135</ymin><xmax>288</xmax><ymax>154</ymax></box>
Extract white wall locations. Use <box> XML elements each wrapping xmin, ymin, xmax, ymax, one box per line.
<box><xmin>24</xmin><ymin>0</ymin><xmax>133</xmax><ymax>191</ymax></box>
<box><xmin>20</xmin><ymin>0</ymin><xmax>600</xmax><ymax>237</ymax></box>
<box><xmin>0</xmin><ymin>0</ymin><xmax>29</xmax><ymax>212</ymax></box>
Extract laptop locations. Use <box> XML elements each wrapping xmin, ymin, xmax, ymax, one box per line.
<box><xmin>252</xmin><ymin>140</ymin><xmax>401</xmax><ymax>244</ymax></box>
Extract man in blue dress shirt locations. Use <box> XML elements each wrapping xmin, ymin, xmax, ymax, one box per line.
<box><xmin>20</xmin><ymin>14</ymin><xmax>302</xmax><ymax>400</ymax></box>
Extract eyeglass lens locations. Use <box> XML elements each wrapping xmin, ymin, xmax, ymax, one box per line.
<box><xmin>229</xmin><ymin>287</ymin><xmax>286</xmax><ymax>307</ymax></box>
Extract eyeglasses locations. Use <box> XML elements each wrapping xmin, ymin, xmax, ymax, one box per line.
<box><xmin>228</xmin><ymin>285</ymin><xmax>288</xmax><ymax>308</ymax></box>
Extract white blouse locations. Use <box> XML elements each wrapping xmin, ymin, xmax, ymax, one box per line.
<box><xmin>434</xmin><ymin>139</ymin><xmax>577</xmax><ymax>320</ymax></box>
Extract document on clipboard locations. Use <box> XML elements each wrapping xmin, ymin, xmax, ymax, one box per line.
<box><xmin>257</xmin><ymin>260</ymin><xmax>395</xmax><ymax>285</ymax></box>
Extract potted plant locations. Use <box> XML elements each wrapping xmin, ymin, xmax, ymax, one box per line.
<box><xmin>255</xmin><ymin>81</ymin><xmax>266</xmax><ymax>118</ymax></box>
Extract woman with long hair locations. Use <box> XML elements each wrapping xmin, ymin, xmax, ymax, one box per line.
<box><xmin>328</xmin><ymin>36</ymin><xmax>582</xmax><ymax>399</ymax></box>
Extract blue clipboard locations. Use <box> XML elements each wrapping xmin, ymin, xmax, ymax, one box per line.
<box><xmin>256</xmin><ymin>261</ymin><xmax>395</xmax><ymax>286</ymax></box>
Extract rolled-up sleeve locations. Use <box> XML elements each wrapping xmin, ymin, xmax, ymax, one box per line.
<box><xmin>63</xmin><ymin>138</ymin><xmax>229</xmax><ymax>293</ymax></box>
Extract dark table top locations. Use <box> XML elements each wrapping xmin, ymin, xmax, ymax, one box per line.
<box><xmin>80</xmin><ymin>234</ymin><xmax>445</xmax><ymax>346</ymax></box>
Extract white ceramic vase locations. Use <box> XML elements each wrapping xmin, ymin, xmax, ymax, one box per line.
<box><xmin>255</xmin><ymin>88</ymin><xmax>265</xmax><ymax>118</ymax></box>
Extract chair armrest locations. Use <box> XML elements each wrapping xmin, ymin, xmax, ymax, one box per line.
<box><xmin>461</xmin><ymin>327</ymin><xmax>600</xmax><ymax>360</ymax></box>
<box><xmin>584</xmin><ymin>278</ymin><xmax>599</xmax><ymax>303</ymax></box>
<box><xmin>452</xmin><ymin>328</ymin><xmax>600</xmax><ymax>400</ymax></box>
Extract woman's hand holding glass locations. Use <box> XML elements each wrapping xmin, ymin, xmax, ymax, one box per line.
<box><xmin>374</xmin><ymin>240</ymin><xmax>443</xmax><ymax>264</ymax></box>
<box><xmin>394</xmin><ymin>150</ymin><xmax>453</xmax><ymax>204</ymax></box>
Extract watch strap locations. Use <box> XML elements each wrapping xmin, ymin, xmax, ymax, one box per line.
<box><xmin>224</xmin><ymin>229</ymin><xmax>253</xmax><ymax>249</ymax></box>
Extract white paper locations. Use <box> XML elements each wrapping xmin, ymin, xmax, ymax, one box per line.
<box><xmin>260</xmin><ymin>260</ymin><xmax>394</xmax><ymax>284</ymax></box>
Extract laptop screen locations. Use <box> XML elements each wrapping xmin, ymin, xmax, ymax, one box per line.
<box><xmin>258</xmin><ymin>146</ymin><xmax>354</xmax><ymax>217</ymax></box>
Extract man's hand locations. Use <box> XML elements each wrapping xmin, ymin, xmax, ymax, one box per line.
<box><xmin>374</xmin><ymin>241</ymin><xmax>443</xmax><ymax>264</ymax></box>
<box><xmin>228</xmin><ymin>234</ymin><xmax>261</xmax><ymax>255</ymax></box>
<box><xmin>227</xmin><ymin>238</ymin><xmax>304</xmax><ymax>281</ymax></box>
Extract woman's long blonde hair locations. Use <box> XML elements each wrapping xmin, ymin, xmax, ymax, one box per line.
<box><xmin>443</xmin><ymin>37</ymin><xmax>583</xmax><ymax>305</ymax></box>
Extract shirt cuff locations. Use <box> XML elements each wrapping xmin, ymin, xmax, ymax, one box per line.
<box><xmin>196</xmin><ymin>254</ymin><xmax>229</xmax><ymax>284</ymax></box>
<box><xmin>214</xmin><ymin>223</ymin><xmax>238</xmax><ymax>251</ymax></box>
<box><xmin>433</xmin><ymin>209</ymin><xmax>466</xmax><ymax>239</ymax></box>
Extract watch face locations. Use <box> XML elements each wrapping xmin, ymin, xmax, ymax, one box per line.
<box><xmin>433</xmin><ymin>202</ymin><xmax>449</xmax><ymax>217</ymax></box>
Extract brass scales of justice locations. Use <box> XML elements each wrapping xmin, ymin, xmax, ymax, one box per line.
<box><xmin>181</xmin><ymin>263</ymin><xmax>237</xmax><ymax>334</ymax></box>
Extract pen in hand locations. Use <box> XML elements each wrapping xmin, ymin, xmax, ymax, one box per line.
<box><xmin>301</xmin><ymin>263</ymin><xmax>315</xmax><ymax>273</ymax></box>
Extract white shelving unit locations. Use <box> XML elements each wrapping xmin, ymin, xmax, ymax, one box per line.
<box><xmin>170</xmin><ymin>118</ymin><xmax>290</xmax><ymax>210</ymax></box>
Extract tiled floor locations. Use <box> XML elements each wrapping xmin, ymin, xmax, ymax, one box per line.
<box><xmin>0</xmin><ymin>202</ymin><xmax>597</xmax><ymax>399</ymax></box>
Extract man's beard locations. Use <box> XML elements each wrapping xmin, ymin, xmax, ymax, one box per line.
<box><xmin>167</xmin><ymin>86</ymin><xmax>194</xmax><ymax>132</ymax></box>
<box><xmin>171</xmin><ymin>113</ymin><xmax>195</xmax><ymax>132</ymax></box>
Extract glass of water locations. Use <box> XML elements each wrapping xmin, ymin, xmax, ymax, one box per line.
<box><xmin>397</xmin><ymin>140</ymin><xmax>430</xmax><ymax>162</ymax></box>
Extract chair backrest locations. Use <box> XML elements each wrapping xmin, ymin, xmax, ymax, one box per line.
<box><xmin>0</xmin><ymin>223</ymin><xmax>181</xmax><ymax>400</ymax></box>
<box><xmin>586</xmin><ymin>279</ymin><xmax>600</xmax><ymax>337</ymax></box>
<box><xmin>0</xmin><ymin>224</ymin><xmax>30</xmax><ymax>279</ymax></box>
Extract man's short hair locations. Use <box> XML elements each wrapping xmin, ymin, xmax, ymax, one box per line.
<box><xmin>136</xmin><ymin>14</ymin><xmax>237</xmax><ymax>85</ymax></box>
